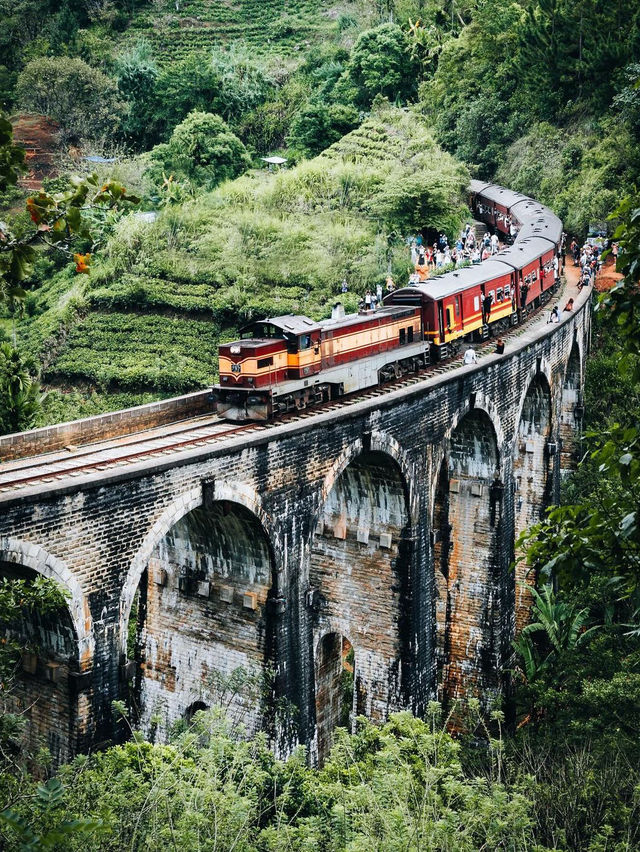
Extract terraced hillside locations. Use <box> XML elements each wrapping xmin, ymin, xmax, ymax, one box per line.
<box><xmin>15</xmin><ymin>106</ymin><xmax>468</xmax><ymax>423</ymax></box>
<box><xmin>125</xmin><ymin>0</ymin><xmax>367</xmax><ymax>62</ymax></box>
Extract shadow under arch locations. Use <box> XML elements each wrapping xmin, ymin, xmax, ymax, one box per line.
<box><xmin>431</xmin><ymin>407</ymin><xmax>502</xmax><ymax>706</ymax></box>
<box><xmin>0</xmin><ymin>540</ymin><xmax>92</xmax><ymax>765</ymax></box>
<box><xmin>559</xmin><ymin>337</ymin><xmax>583</xmax><ymax>474</ymax></box>
<box><xmin>119</xmin><ymin>482</ymin><xmax>280</xmax><ymax>654</ymax></box>
<box><xmin>309</xmin><ymin>445</ymin><xmax>413</xmax><ymax>763</ymax></box>
<box><xmin>512</xmin><ymin>371</ymin><xmax>553</xmax><ymax>632</ymax></box>
<box><xmin>120</xmin><ymin>482</ymin><xmax>281</xmax><ymax>740</ymax></box>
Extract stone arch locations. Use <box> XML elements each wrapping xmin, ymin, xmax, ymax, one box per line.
<box><xmin>0</xmin><ymin>539</ymin><xmax>93</xmax><ymax>765</ymax></box>
<box><xmin>316</xmin><ymin>431</ymin><xmax>416</xmax><ymax>526</ymax></box>
<box><xmin>445</xmin><ymin>392</ymin><xmax>506</xmax><ymax>460</ymax></box>
<box><xmin>310</xmin><ymin>447</ymin><xmax>412</xmax><ymax>756</ymax></box>
<box><xmin>559</xmin><ymin>338</ymin><xmax>583</xmax><ymax>474</ymax></box>
<box><xmin>432</xmin><ymin>408</ymin><xmax>502</xmax><ymax>704</ymax></box>
<box><xmin>120</xmin><ymin>483</ymin><xmax>279</xmax><ymax>652</ymax></box>
<box><xmin>121</xmin><ymin>482</ymin><xmax>279</xmax><ymax>739</ymax></box>
<box><xmin>0</xmin><ymin>537</ymin><xmax>93</xmax><ymax>663</ymax></box>
<box><xmin>185</xmin><ymin>700</ymin><xmax>209</xmax><ymax>722</ymax></box>
<box><xmin>512</xmin><ymin>372</ymin><xmax>553</xmax><ymax>632</ymax></box>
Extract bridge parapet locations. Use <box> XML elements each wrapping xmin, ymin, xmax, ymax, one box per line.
<box><xmin>0</xmin><ymin>389</ymin><xmax>213</xmax><ymax>462</ymax></box>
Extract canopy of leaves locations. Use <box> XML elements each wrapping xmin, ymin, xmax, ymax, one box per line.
<box><xmin>0</xmin><ymin>711</ymin><xmax>538</xmax><ymax>851</ymax></box>
<box><xmin>15</xmin><ymin>57</ymin><xmax>125</xmax><ymax>144</ymax></box>
<box><xmin>0</xmin><ymin>342</ymin><xmax>41</xmax><ymax>435</ymax></box>
<box><xmin>148</xmin><ymin>111</ymin><xmax>251</xmax><ymax>190</ymax></box>
<box><xmin>338</xmin><ymin>23</ymin><xmax>420</xmax><ymax>108</ymax></box>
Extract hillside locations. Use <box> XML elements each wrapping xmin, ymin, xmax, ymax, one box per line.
<box><xmin>12</xmin><ymin>105</ymin><xmax>467</xmax><ymax>422</ymax></box>
<box><xmin>122</xmin><ymin>0</ymin><xmax>369</xmax><ymax>63</ymax></box>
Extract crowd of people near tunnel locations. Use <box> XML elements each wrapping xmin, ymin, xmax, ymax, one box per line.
<box><xmin>407</xmin><ymin>224</ymin><xmax>502</xmax><ymax>285</ymax></box>
<box><xmin>569</xmin><ymin>236</ymin><xmax>613</xmax><ymax>290</ymax></box>
<box><xmin>348</xmin><ymin>221</ymin><xmax>614</xmax><ymax>317</ymax></box>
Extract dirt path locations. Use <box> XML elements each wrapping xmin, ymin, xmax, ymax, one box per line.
<box><xmin>564</xmin><ymin>253</ymin><xmax>622</xmax><ymax>293</ymax></box>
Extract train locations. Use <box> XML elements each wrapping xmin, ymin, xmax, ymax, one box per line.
<box><xmin>214</xmin><ymin>181</ymin><xmax>564</xmax><ymax>422</ymax></box>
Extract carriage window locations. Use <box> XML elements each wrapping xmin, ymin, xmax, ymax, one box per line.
<box><xmin>454</xmin><ymin>299</ymin><xmax>459</xmax><ymax>317</ymax></box>
<box><xmin>407</xmin><ymin>326</ymin><xmax>414</xmax><ymax>343</ymax></box>
<box><xmin>496</xmin><ymin>288</ymin><xmax>503</xmax><ymax>301</ymax></box>
<box><xmin>399</xmin><ymin>328</ymin><xmax>406</xmax><ymax>345</ymax></box>
<box><xmin>257</xmin><ymin>356</ymin><xmax>273</xmax><ymax>369</ymax></box>
<box><xmin>474</xmin><ymin>295</ymin><xmax>480</xmax><ymax>312</ymax></box>
<box><xmin>489</xmin><ymin>290</ymin><xmax>495</xmax><ymax>301</ymax></box>
<box><xmin>299</xmin><ymin>334</ymin><xmax>312</xmax><ymax>350</ymax></box>
<box><xmin>504</xmin><ymin>285</ymin><xmax>511</xmax><ymax>298</ymax></box>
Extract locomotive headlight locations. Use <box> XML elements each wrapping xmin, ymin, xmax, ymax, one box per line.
<box><xmin>230</xmin><ymin>345</ymin><xmax>241</xmax><ymax>354</ymax></box>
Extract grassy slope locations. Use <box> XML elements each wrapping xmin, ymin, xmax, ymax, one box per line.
<box><xmin>16</xmin><ymin>106</ymin><xmax>467</xmax><ymax>421</ymax></box>
<box><xmin>123</xmin><ymin>0</ymin><xmax>371</xmax><ymax>63</ymax></box>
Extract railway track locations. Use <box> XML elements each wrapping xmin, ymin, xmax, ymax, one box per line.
<box><xmin>0</xmin><ymin>280</ymin><xmax>567</xmax><ymax>496</ymax></box>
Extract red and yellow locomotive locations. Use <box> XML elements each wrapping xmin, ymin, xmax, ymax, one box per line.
<box><xmin>216</xmin><ymin>305</ymin><xmax>425</xmax><ymax>421</ymax></box>
<box><xmin>214</xmin><ymin>181</ymin><xmax>563</xmax><ymax>421</ymax></box>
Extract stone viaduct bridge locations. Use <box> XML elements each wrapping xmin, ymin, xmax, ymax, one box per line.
<box><xmin>0</xmin><ymin>285</ymin><xmax>590</xmax><ymax>765</ymax></box>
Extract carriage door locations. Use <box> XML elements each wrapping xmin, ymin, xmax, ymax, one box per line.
<box><xmin>438</xmin><ymin>301</ymin><xmax>445</xmax><ymax>341</ymax></box>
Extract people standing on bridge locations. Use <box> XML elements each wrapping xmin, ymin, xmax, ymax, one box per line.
<box><xmin>495</xmin><ymin>338</ymin><xmax>505</xmax><ymax>354</ymax></box>
<box><xmin>548</xmin><ymin>305</ymin><xmax>560</xmax><ymax>323</ymax></box>
<box><xmin>376</xmin><ymin>282</ymin><xmax>383</xmax><ymax>305</ymax></box>
<box><xmin>563</xmin><ymin>297</ymin><xmax>574</xmax><ymax>312</ymax></box>
<box><xmin>386</xmin><ymin>275</ymin><xmax>395</xmax><ymax>293</ymax></box>
<box><xmin>463</xmin><ymin>347</ymin><xmax>478</xmax><ymax>365</ymax></box>
<box><xmin>364</xmin><ymin>290</ymin><xmax>372</xmax><ymax>311</ymax></box>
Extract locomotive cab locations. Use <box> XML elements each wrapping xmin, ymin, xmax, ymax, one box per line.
<box><xmin>214</xmin><ymin>316</ymin><xmax>323</xmax><ymax>421</ymax></box>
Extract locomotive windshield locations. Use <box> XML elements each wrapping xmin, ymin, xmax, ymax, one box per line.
<box><xmin>241</xmin><ymin>323</ymin><xmax>286</xmax><ymax>340</ymax></box>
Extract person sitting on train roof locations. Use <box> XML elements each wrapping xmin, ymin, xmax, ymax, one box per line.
<box><xmin>463</xmin><ymin>347</ymin><xmax>478</xmax><ymax>365</ymax></box>
<box><xmin>563</xmin><ymin>298</ymin><xmax>574</xmax><ymax>311</ymax></box>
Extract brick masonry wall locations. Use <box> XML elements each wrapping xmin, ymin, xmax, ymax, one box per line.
<box><xmin>0</xmin><ymin>300</ymin><xmax>591</xmax><ymax>761</ymax></box>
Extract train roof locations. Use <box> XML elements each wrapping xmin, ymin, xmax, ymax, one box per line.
<box><xmin>517</xmin><ymin>212</ymin><xmax>563</xmax><ymax>245</ymax></box>
<box><xmin>469</xmin><ymin>179</ymin><xmax>495</xmax><ymax>196</ymax></box>
<box><xmin>388</xmin><ymin>260</ymin><xmax>515</xmax><ymax>301</ymax></box>
<box><xmin>249</xmin><ymin>314</ymin><xmax>322</xmax><ymax>335</ymax></box>
<box><xmin>474</xmin><ymin>184</ymin><xmax>530</xmax><ymax>210</ymax></box>
<box><xmin>492</xmin><ymin>236</ymin><xmax>557</xmax><ymax>269</ymax></box>
<box><xmin>243</xmin><ymin>304</ymin><xmax>418</xmax><ymax>338</ymax></box>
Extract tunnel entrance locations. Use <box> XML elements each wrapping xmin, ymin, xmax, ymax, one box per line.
<box><xmin>0</xmin><ymin>562</ymin><xmax>79</xmax><ymax>766</ymax></box>
<box><xmin>433</xmin><ymin>409</ymin><xmax>501</xmax><ymax>705</ymax></box>
<box><xmin>310</xmin><ymin>450</ymin><xmax>411</xmax><ymax>762</ymax></box>
<box><xmin>126</xmin><ymin>500</ymin><xmax>276</xmax><ymax>738</ymax></box>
